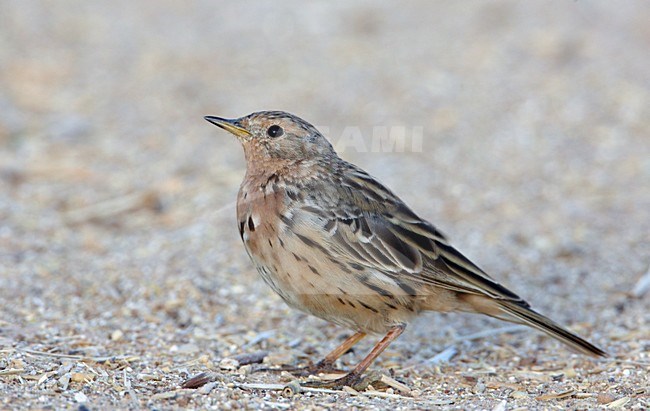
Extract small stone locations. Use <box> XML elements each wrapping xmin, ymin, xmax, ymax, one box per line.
<box><xmin>181</xmin><ymin>372</ymin><xmax>212</xmax><ymax>389</ymax></box>
<box><xmin>564</xmin><ymin>368</ymin><xmax>577</xmax><ymax>378</ymax></box>
<box><xmin>237</xmin><ymin>365</ymin><xmax>252</xmax><ymax>375</ymax></box>
<box><xmin>10</xmin><ymin>359</ymin><xmax>24</xmax><ymax>369</ymax></box>
<box><xmin>111</xmin><ymin>330</ymin><xmax>124</xmax><ymax>341</ymax></box>
<box><xmin>596</xmin><ymin>393</ymin><xmax>616</xmax><ymax>404</ymax></box>
<box><xmin>151</xmin><ymin>391</ymin><xmax>178</xmax><ymax>400</ymax></box>
<box><xmin>197</xmin><ymin>381</ymin><xmax>218</xmax><ymax>395</ymax></box>
<box><xmin>74</xmin><ymin>392</ymin><xmax>88</xmax><ymax>403</ymax></box>
<box><xmin>263</xmin><ymin>352</ymin><xmax>294</xmax><ymax>365</ymax></box>
<box><xmin>71</xmin><ymin>373</ymin><xmax>95</xmax><ymax>383</ymax></box>
<box><xmin>219</xmin><ymin>358</ymin><xmax>240</xmax><ymax>371</ymax></box>
<box><xmin>279</xmin><ymin>371</ymin><xmax>293</xmax><ymax>380</ymax></box>
<box><xmin>59</xmin><ymin>374</ymin><xmax>71</xmax><ymax>391</ymax></box>
<box><xmin>175</xmin><ymin>343</ymin><xmax>199</xmax><ymax>354</ymax></box>
<box><xmin>231</xmin><ymin>350</ymin><xmax>268</xmax><ymax>366</ymax></box>
<box><xmin>282</xmin><ymin>381</ymin><xmax>302</xmax><ymax>397</ymax></box>
<box><xmin>342</xmin><ymin>386</ymin><xmax>358</xmax><ymax>395</ymax></box>
<box><xmin>492</xmin><ymin>400</ymin><xmax>507</xmax><ymax>411</ymax></box>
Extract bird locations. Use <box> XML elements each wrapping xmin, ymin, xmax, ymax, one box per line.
<box><xmin>204</xmin><ymin>110</ymin><xmax>606</xmax><ymax>389</ymax></box>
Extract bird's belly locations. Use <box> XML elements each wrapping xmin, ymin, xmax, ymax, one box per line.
<box><xmin>243</xmin><ymin>228</ymin><xmax>421</xmax><ymax>334</ymax></box>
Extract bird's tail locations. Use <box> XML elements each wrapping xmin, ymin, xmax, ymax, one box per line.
<box><xmin>496</xmin><ymin>300</ymin><xmax>607</xmax><ymax>357</ymax></box>
<box><xmin>460</xmin><ymin>295</ymin><xmax>606</xmax><ymax>357</ymax></box>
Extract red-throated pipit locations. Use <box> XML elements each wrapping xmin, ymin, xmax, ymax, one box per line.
<box><xmin>204</xmin><ymin>111</ymin><xmax>605</xmax><ymax>388</ymax></box>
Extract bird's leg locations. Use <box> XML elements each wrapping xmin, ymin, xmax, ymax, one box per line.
<box><xmin>312</xmin><ymin>331</ymin><xmax>366</xmax><ymax>372</ymax></box>
<box><xmin>303</xmin><ymin>324</ymin><xmax>405</xmax><ymax>390</ymax></box>
<box><xmin>284</xmin><ymin>331</ymin><xmax>366</xmax><ymax>376</ymax></box>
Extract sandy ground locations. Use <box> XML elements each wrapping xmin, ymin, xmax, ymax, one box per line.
<box><xmin>1</xmin><ymin>1</ymin><xmax>648</xmax><ymax>409</ymax></box>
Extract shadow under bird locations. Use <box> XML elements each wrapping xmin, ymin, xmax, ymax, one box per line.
<box><xmin>204</xmin><ymin>111</ymin><xmax>606</xmax><ymax>389</ymax></box>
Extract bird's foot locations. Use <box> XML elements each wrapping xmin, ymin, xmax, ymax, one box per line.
<box><xmin>281</xmin><ymin>360</ymin><xmax>347</xmax><ymax>377</ymax></box>
<box><xmin>259</xmin><ymin>361</ymin><xmax>346</xmax><ymax>377</ymax></box>
<box><xmin>302</xmin><ymin>370</ymin><xmax>383</xmax><ymax>391</ymax></box>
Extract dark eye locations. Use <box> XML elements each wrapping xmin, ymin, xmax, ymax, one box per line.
<box><xmin>267</xmin><ymin>125</ymin><xmax>284</xmax><ymax>138</ymax></box>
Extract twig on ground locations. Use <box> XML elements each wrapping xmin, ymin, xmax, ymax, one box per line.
<box><xmin>424</xmin><ymin>345</ymin><xmax>458</xmax><ymax>365</ymax></box>
<box><xmin>242</xmin><ymin>330</ymin><xmax>276</xmax><ymax>349</ymax></box>
<box><xmin>16</xmin><ymin>348</ymin><xmax>139</xmax><ymax>363</ymax></box>
<box><xmin>632</xmin><ymin>265</ymin><xmax>650</xmax><ymax>298</ymax></box>
<box><xmin>231</xmin><ymin>350</ymin><xmax>268</xmax><ymax>366</ymax></box>
<box><xmin>235</xmin><ymin>381</ymin><xmax>453</xmax><ymax>404</ymax></box>
<box><xmin>451</xmin><ymin>325</ymin><xmax>526</xmax><ymax>343</ymax></box>
<box><xmin>63</xmin><ymin>191</ymin><xmax>162</xmax><ymax>224</ymax></box>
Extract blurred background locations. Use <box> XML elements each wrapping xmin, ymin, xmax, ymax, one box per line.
<box><xmin>0</xmin><ymin>1</ymin><xmax>648</xmax><ymax>408</ymax></box>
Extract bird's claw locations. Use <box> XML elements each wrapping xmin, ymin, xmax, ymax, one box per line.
<box><xmin>273</xmin><ymin>361</ymin><xmax>346</xmax><ymax>377</ymax></box>
<box><xmin>302</xmin><ymin>370</ymin><xmax>383</xmax><ymax>391</ymax></box>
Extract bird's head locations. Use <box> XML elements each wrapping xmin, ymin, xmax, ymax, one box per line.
<box><xmin>205</xmin><ymin>111</ymin><xmax>336</xmax><ymax>169</ymax></box>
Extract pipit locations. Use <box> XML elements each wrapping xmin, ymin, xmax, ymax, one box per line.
<box><xmin>204</xmin><ymin>111</ymin><xmax>606</xmax><ymax>388</ymax></box>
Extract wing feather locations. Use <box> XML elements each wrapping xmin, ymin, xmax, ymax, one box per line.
<box><xmin>296</xmin><ymin>163</ymin><xmax>527</xmax><ymax>303</ymax></box>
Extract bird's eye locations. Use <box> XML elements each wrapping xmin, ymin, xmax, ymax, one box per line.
<box><xmin>267</xmin><ymin>125</ymin><xmax>284</xmax><ymax>138</ymax></box>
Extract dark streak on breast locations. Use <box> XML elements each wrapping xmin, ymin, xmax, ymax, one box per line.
<box><xmin>238</xmin><ymin>220</ymin><xmax>245</xmax><ymax>237</ymax></box>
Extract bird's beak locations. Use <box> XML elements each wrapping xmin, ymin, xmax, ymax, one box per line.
<box><xmin>204</xmin><ymin>116</ymin><xmax>251</xmax><ymax>139</ymax></box>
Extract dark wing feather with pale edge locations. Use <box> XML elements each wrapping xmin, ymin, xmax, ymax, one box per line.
<box><xmin>325</xmin><ymin>164</ymin><xmax>526</xmax><ymax>303</ymax></box>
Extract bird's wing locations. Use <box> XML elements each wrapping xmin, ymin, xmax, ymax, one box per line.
<box><xmin>298</xmin><ymin>163</ymin><xmax>526</xmax><ymax>303</ymax></box>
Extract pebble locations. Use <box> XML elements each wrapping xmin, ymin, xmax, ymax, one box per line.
<box><xmin>111</xmin><ymin>330</ymin><xmax>124</xmax><ymax>341</ymax></box>
<box><xmin>71</xmin><ymin>373</ymin><xmax>95</xmax><ymax>383</ymax></box>
<box><xmin>597</xmin><ymin>393</ymin><xmax>616</xmax><ymax>404</ymax></box>
<box><xmin>174</xmin><ymin>343</ymin><xmax>200</xmax><ymax>355</ymax></box>
<box><xmin>219</xmin><ymin>358</ymin><xmax>240</xmax><ymax>372</ymax></box>
<box><xmin>73</xmin><ymin>392</ymin><xmax>88</xmax><ymax>403</ymax></box>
